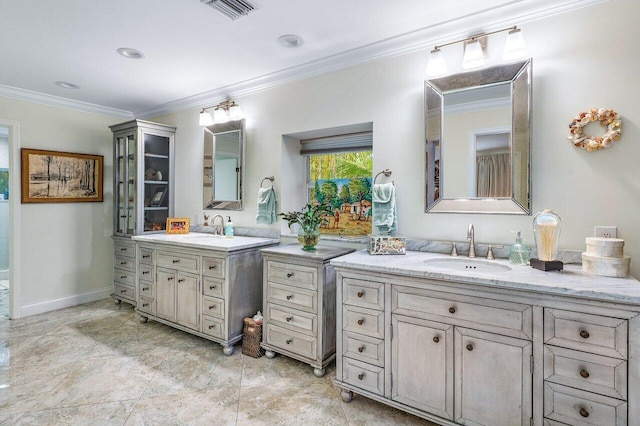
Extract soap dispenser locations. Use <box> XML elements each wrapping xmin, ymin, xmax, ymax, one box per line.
<box><xmin>225</xmin><ymin>216</ymin><xmax>234</xmax><ymax>237</ymax></box>
<box><xmin>509</xmin><ymin>231</ymin><xmax>530</xmax><ymax>265</ymax></box>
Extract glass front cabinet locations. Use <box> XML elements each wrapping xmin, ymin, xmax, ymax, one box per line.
<box><xmin>109</xmin><ymin>119</ymin><xmax>176</xmax><ymax>305</ymax></box>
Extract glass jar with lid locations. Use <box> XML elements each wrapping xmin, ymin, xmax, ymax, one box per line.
<box><xmin>533</xmin><ymin>210</ymin><xmax>561</xmax><ymax>261</ymax></box>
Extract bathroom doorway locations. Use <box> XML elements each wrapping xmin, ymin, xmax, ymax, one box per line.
<box><xmin>0</xmin><ymin>125</ymin><xmax>9</xmax><ymax>319</ymax></box>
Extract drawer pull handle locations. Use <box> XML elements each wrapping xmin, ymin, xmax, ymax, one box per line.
<box><xmin>209</xmin><ymin>265</ymin><xmax>216</xmax><ymax>270</ymax></box>
<box><xmin>142</xmin><ymin>303</ymin><xmax>149</xmax><ymax>307</ymax></box>
<box><xmin>208</xmin><ymin>325</ymin><xmax>216</xmax><ymax>330</ymax></box>
<box><xmin>433</xmin><ymin>336</ymin><xmax>440</xmax><ymax>343</ymax></box>
<box><xmin>142</xmin><ymin>271</ymin><xmax>150</xmax><ymax>275</ymax></box>
<box><xmin>358</xmin><ymin>346</ymin><xmax>365</xmax><ymax>353</ymax></box>
<box><xmin>120</xmin><ymin>275</ymin><xmax>127</xmax><ymax>279</ymax></box>
<box><xmin>209</xmin><ymin>305</ymin><xmax>216</xmax><ymax>310</ymax></box>
<box><xmin>579</xmin><ymin>408</ymin><xmax>589</xmax><ymax>418</ymax></box>
<box><xmin>286</xmin><ymin>316</ymin><xmax>293</xmax><ymax>322</ymax></box>
<box><xmin>466</xmin><ymin>344</ymin><xmax>474</xmax><ymax>351</ymax></box>
<box><xmin>167</xmin><ymin>277</ymin><xmax>174</xmax><ymax>281</ymax></box>
<box><xmin>357</xmin><ymin>373</ymin><xmax>365</xmax><ymax>380</ymax></box>
<box><xmin>449</xmin><ymin>307</ymin><xmax>456</xmax><ymax>314</ymax></box>
<box><xmin>357</xmin><ymin>319</ymin><xmax>364</xmax><ymax>326</ymax></box>
<box><xmin>178</xmin><ymin>279</ymin><xmax>185</xmax><ymax>283</ymax></box>
<box><xmin>580</xmin><ymin>330</ymin><xmax>590</xmax><ymax>339</ymax></box>
<box><xmin>580</xmin><ymin>369</ymin><xmax>590</xmax><ymax>379</ymax></box>
<box><xmin>120</xmin><ymin>215</ymin><xmax>127</xmax><ymax>218</ymax></box>
<box><xmin>142</xmin><ymin>254</ymin><xmax>150</xmax><ymax>259</ymax></box>
<box><xmin>120</xmin><ymin>248</ymin><xmax>127</xmax><ymax>251</ymax></box>
<box><xmin>286</xmin><ymin>295</ymin><xmax>293</xmax><ymax>300</ymax></box>
<box><xmin>172</xmin><ymin>259</ymin><xmax>180</xmax><ymax>264</ymax></box>
<box><xmin>286</xmin><ymin>272</ymin><xmax>294</xmax><ymax>278</ymax></box>
<box><xmin>120</xmin><ymin>262</ymin><xmax>127</xmax><ymax>265</ymax></box>
<box><xmin>142</xmin><ymin>287</ymin><xmax>149</xmax><ymax>291</ymax></box>
<box><xmin>209</xmin><ymin>285</ymin><xmax>216</xmax><ymax>290</ymax></box>
<box><xmin>120</xmin><ymin>289</ymin><xmax>127</xmax><ymax>293</ymax></box>
<box><xmin>357</xmin><ymin>291</ymin><xmax>364</xmax><ymax>298</ymax></box>
<box><xmin>286</xmin><ymin>339</ymin><xmax>293</xmax><ymax>344</ymax></box>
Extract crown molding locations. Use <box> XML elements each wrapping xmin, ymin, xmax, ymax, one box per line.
<box><xmin>0</xmin><ymin>84</ymin><xmax>133</xmax><ymax>119</ymax></box>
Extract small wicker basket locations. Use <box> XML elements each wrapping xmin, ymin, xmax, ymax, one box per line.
<box><xmin>242</xmin><ymin>317</ymin><xmax>265</xmax><ymax>358</ymax></box>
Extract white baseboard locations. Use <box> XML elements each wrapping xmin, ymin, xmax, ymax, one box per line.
<box><xmin>20</xmin><ymin>287</ymin><xmax>113</xmax><ymax>317</ymax></box>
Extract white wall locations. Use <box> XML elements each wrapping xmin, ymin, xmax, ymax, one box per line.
<box><xmin>153</xmin><ymin>0</ymin><xmax>640</xmax><ymax>277</ymax></box>
<box><xmin>0</xmin><ymin>97</ymin><xmax>115</xmax><ymax>317</ymax></box>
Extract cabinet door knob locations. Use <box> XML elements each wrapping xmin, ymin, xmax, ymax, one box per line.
<box><xmin>142</xmin><ymin>287</ymin><xmax>149</xmax><ymax>291</ymax></box>
<box><xmin>209</xmin><ymin>305</ymin><xmax>216</xmax><ymax>310</ymax></box>
<box><xmin>449</xmin><ymin>307</ymin><xmax>456</xmax><ymax>314</ymax></box>
<box><xmin>286</xmin><ymin>339</ymin><xmax>293</xmax><ymax>344</ymax></box>
<box><xmin>208</xmin><ymin>325</ymin><xmax>215</xmax><ymax>330</ymax></box>
<box><xmin>286</xmin><ymin>316</ymin><xmax>293</xmax><ymax>322</ymax></box>
<box><xmin>286</xmin><ymin>295</ymin><xmax>293</xmax><ymax>300</ymax></box>
<box><xmin>142</xmin><ymin>303</ymin><xmax>149</xmax><ymax>307</ymax></box>
<box><xmin>167</xmin><ymin>277</ymin><xmax>174</xmax><ymax>281</ymax></box>
<box><xmin>357</xmin><ymin>291</ymin><xmax>364</xmax><ymax>298</ymax></box>
<box><xmin>580</xmin><ymin>369</ymin><xmax>590</xmax><ymax>379</ymax></box>
<box><xmin>286</xmin><ymin>272</ymin><xmax>294</xmax><ymax>278</ymax></box>
<box><xmin>579</xmin><ymin>408</ymin><xmax>589</xmax><ymax>418</ymax></box>
<box><xmin>358</xmin><ymin>346</ymin><xmax>365</xmax><ymax>353</ymax></box>
<box><xmin>209</xmin><ymin>285</ymin><xmax>216</xmax><ymax>290</ymax></box>
<box><xmin>580</xmin><ymin>330</ymin><xmax>590</xmax><ymax>339</ymax></box>
<box><xmin>433</xmin><ymin>336</ymin><xmax>440</xmax><ymax>343</ymax></box>
<box><xmin>178</xmin><ymin>279</ymin><xmax>185</xmax><ymax>283</ymax></box>
<box><xmin>172</xmin><ymin>259</ymin><xmax>180</xmax><ymax>264</ymax></box>
<box><xmin>466</xmin><ymin>344</ymin><xmax>474</xmax><ymax>351</ymax></box>
<box><xmin>209</xmin><ymin>265</ymin><xmax>216</xmax><ymax>270</ymax></box>
<box><xmin>357</xmin><ymin>319</ymin><xmax>364</xmax><ymax>326</ymax></box>
<box><xmin>357</xmin><ymin>373</ymin><xmax>365</xmax><ymax>380</ymax></box>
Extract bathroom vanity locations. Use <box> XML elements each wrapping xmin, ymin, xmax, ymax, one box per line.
<box><xmin>331</xmin><ymin>250</ymin><xmax>640</xmax><ymax>426</ymax></box>
<box><xmin>132</xmin><ymin>233</ymin><xmax>278</xmax><ymax>355</ymax></box>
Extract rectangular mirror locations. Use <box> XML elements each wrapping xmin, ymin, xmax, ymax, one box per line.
<box><xmin>425</xmin><ymin>60</ymin><xmax>531</xmax><ymax>214</ymax></box>
<box><xmin>203</xmin><ymin>119</ymin><xmax>245</xmax><ymax>210</ymax></box>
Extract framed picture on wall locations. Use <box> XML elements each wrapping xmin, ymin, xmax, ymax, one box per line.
<box><xmin>20</xmin><ymin>148</ymin><xmax>103</xmax><ymax>203</ymax></box>
<box><xmin>166</xmin><ymin>217</ymin><xmax>190</xmax><ymax>234</ymax></box>
<box><xmin>149</xmin><ymin>187</ymin><xmax>167</xmax><ymax>207</ymax></box>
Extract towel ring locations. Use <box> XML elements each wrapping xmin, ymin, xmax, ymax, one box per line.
<box><xmin>261</xmin><ymin>176</ymin><xmax>275</xmax><ymax>188</ymax></box>
<box><xmin>374</xmin><ymin>169</ymin><xmax>393</xmax><ymax>185</ymax></box>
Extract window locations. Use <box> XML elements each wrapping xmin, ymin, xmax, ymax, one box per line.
<box><xmin>301</xmin><ymin>132</ymin><xmax>373</xmax><ymax>236</ymax></box>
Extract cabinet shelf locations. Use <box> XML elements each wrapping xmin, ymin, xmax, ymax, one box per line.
<box><xmin>144</xmin><ymin>153</ymin><xmax>169</xmax><ymax>159</ymax></box>
<box><xmin>145</xmin><ymin>206</ymin><xmax>168</xmax><ymax>211</ymax></box>
<box><xmin>144</xmin><ymin>180</ymin><xmax>168</xmax><ymax>185</ymax></box>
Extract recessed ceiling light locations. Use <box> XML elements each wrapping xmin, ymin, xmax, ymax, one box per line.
<box><xmin>117</xmin><ymin>47</ymin><xmax>145</xmax><ymax>59</ymax></box>
<box><xmin>55</xmin><ymin>81</ymin><xmax>80</xmax><ymax>89</ymax></box>
<box><xmin>277</xmin><ymin>34</ymin><xmax>304</xmax><ymax>49</ymax></box>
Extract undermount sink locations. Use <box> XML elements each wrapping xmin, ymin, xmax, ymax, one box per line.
<box><xmin>423</xmin><ymin>257</ymin><xmax>512</xmax><ymax>273</ymax></box>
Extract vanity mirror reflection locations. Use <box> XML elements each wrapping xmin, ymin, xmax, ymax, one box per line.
<box><xmin>425</xmin><ymin>59</ymin><xmax>531</xmax><ymax>214</ymax></box>
<box><xmin>203</xmin><ymin>119</ymin><xmax>245</xmax><ymax>210</ymax></box>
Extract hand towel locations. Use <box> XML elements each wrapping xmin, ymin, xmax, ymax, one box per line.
<box><xmin>256</xmin><ymin>187</ymin><xmax>276</xmax><ymax>225</ymax></box>
<box><xmin>372</xmin><ymin>183</ymin><xmax>396</xmax><ymax>235</ymax></box>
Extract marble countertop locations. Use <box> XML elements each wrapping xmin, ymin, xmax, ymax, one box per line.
<box><xmin>132</xmin><ymin>233</ymin><xmax>279</xmax><ymax>252</ymax></box>
<box><xmin>330</xmin><ymin>250</ymin><xmax>640</xmax><ymax>305</ymax></box>
<box><xmin>261</xmin><ymin>244</ymin><xmax>355</xmax><ymax>261</ymax></box>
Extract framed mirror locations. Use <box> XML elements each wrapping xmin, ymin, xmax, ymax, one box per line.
<box><xmin>203</xmin><ymin>119</ymin><xmax>245</xmax><ymax>210</ymax></box>
<box><xmin>425</xmin><ymin>59</ymin><xmax>531</xmax><ymax>214</ymax></box>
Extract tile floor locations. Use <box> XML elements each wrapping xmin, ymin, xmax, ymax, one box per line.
<box><xmin>0</xmin><ymin>299</ymin><xmax>437</xmax><ymax>425</ymax></box>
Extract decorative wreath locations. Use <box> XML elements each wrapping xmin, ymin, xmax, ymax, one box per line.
<box><xmin>568</xmin><ymin>108</ymin><xmax>622</xmax><ymax>152</ymax></box>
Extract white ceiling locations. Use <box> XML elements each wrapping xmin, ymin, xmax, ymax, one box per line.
<box><xmin>0</xmin><ymin>0</ymin><xmax>600</xmax><ymax>117</ymax></box>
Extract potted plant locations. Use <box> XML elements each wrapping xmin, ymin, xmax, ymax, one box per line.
<box><xmin>279</xmin><ymin>202</ymin><xmax>334</xmax><ymax>251</ymax></box>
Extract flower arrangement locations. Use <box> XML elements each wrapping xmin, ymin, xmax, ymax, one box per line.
<box><xmin>568</xmin><ymin>108</ymin><xmax>622</xmax><ymax>152</ymax></box>
<box><xmin>279</xmin><ymin>202</ymin><xmax>334</xmax><ymax>250</ymax></box>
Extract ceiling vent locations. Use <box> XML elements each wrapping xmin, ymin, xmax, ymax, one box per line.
<box><xmin>200</xmin><ymin>0</ymin><xmax>260</xmax><ymax>20</ymax></box>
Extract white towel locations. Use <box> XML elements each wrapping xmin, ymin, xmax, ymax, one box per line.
<box><xmin>256</xmin><ymin>187</ymin><xmax>276</xmax><ymax>224</ymax></box>
<box><xmin>372</xmin><ymin>183</ymin><xmax>396</xmax><ymax>235</ymax></box>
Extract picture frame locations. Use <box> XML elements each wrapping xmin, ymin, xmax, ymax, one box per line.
<box><xmin>149</xmin><ymin>187</ymin><xmax>167</xmax><ymax>207</ymax></box>
<box><xmin>166</xmin><ymin>217</ymin><xmax>190</xmax><ymax>234</ymax></box>
<box><xmin>21</xmin><ymin>148</ymin><xmax>103</xmax><ymax>203</ymax></box>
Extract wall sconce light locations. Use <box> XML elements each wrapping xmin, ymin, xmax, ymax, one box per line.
<box><xmin>426</xmin><ymin>25</ymin><xmax>528</xmax><ymax>77</ymax></box>
<box><xmin>199</xmin><ymin>100</ymin><xmax>244</xmax><ymax>126</ymax></box>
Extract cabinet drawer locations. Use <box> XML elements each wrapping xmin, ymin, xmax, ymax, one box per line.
<box><xmin>139</xmin><ymin>281</ymin><xmax>154</xmax><ymax>298</ymax></box>
<box><xmin>343</xmin><ymin>331</ymin><xmax>384</xmax><ymax>367</ymax></box>
<box><xmin>202</xmin><ymin>257</ymin><xmax>225</xmax><ymax>279</ymax></box>
<box><xmin>267</xmin><ymin>281</ymin><xmax>316</xmax><ymax>313</ymax></box>
<box><xmin>202</xmin><ymin>316</ymin><xmax>224</xmax><ymax>339</ymax></box>
<box><xmin>265</xmin><ymin>324</ymin><xmax>316</xmax><ymax>360</ymax></box>
<box><xmin>343</xmin><ymin>305</ymin><xmax>385</xmax><ymax>339</ymax></box>
<box><xmin>267</xmin><ymin>304</ymin><xmax>316</xmax><ymax>336</ymax></box>
<box><xmin>203</xmin><ymin>277</ymin><xmax>224</xmax><ymax>298</ymax></box>
<box><xmin>393</xmin><ymin>286</ymin><xmax>532</xmax><ymax>339</ymax></box>
<box><xmin>114</xmin><ymin>255</ymin><xmax>135</xmax><ymax>273</ymax></box>
<box><xmin>114</xmin><ymin>242</ymin><xmax>135</xmax><ymax>258</ymax></box>
<box><xmin>138</xmin><ymin>248</ymin><xmax>154</xmax><ymax>265</ymax></box>
<box><xmin>544</xmin><ymin>308</ymin><xmax>628</xmax><ymax>359</ymax></box>
<box><xmin>114</xmin><ymin>268</ymin><xmax>135</xmax><ymax>286</ymax></box>
<box><xmin>343</xmin><ymin>278</ymin><xmax>384</xmax><ymax>310</ymax></box>
<box><xmin>267</xmin><ymin>261</ymin><xmax>317</xmax><ymax>290</ymax></box>
<box><xmin>138</xmin><ymin>296</ymin><xmax>155</xmax><ymax>316</ymax></box>
<box><xmin>157</xmin><ymin>252</ymin><xmax>199</xmax><ymax>273</ymax></box>
<box><xmin>139</xmin><ymin>264</ymin><xmax>154</xmax><ymax>282</ymax></box>
<box><xmin>114</xmin><ymin>283</ymin><xmax>135</xmax><ymax>300</ymax></box>
<box><xmin>343</xmin><ymin>357</ymin><xmax>385</xmax><ymax>396</ymax></box>
<box><xmin>544</xmin><ymin>382</ymin><xmax>627</xmax><ymax>425</ymax></box>
<box><xmin>544</xmin><ymin>345</ymin><xmax>627</xmax><ymax>400</ymax></box>
<box><xmin>202</xmin><ymin>295</ymin><xmax>224</xmax><ymax>319</ymax></box>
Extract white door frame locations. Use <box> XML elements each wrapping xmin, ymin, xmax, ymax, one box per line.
<box><xmin>0</xmin><ymin>118</ymin><xmax>22</xmax><ymax>319</ymax></box>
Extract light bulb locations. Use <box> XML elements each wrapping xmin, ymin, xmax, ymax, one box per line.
<box><xmin>503</xmin><ymin>28</ymin><xmax>527</xmax><ymax>61</ymax></box>
<box><xmin>462</xmin><ymin>40</ymin><xmax>485</xmax><ymax>69</ymax></box>
<box><xmin>426</xmin><ymin>48</ymin><xmax>448</xmax><ymax>77</ymax></box>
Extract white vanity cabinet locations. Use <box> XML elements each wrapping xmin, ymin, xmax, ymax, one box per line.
<box><xmin>332</xmin><ymin>250</ymin><xmax>640</xmax><ymax>426</ymax></box>
<box><xmin>260</xmin><ymin>245</ymin><xmax>354</xmax><ymax>377</ymax></box>
<box><xmin>132</xmin><ymin>234</ymin><xmax>278</xmax><ymax>355</ymax></box>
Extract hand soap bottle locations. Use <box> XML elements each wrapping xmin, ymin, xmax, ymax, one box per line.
<box><xmin>225</xmin><ymin>216</ymin><xmax>234</xmax><ymax>237</ymax></box>
<box><xmin>509</xmin><ymin>231</ymin><xmax>530</xmax><ymax>265</ymax></box>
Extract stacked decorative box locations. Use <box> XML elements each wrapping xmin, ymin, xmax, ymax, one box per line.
<box><xmin>582</xmin><ymin>237</ymin><xmax>630</xmax><ymax>278</ymax></box>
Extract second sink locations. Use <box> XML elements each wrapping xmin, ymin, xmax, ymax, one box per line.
<box><xmin>423</xmin><ymin>257</ymin><xmax>512</xmax><ymax>273</ymax></box>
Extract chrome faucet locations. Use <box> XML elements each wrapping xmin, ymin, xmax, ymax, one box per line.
<box><xmin>467</xmin><ymin>223</ymin><xmax>476</xmax><ymax>258</ymax></box>
<box><xmin>211</xmin><ymin>214</ymin><xmax>225</xmax><ymax>236</ymax></box>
